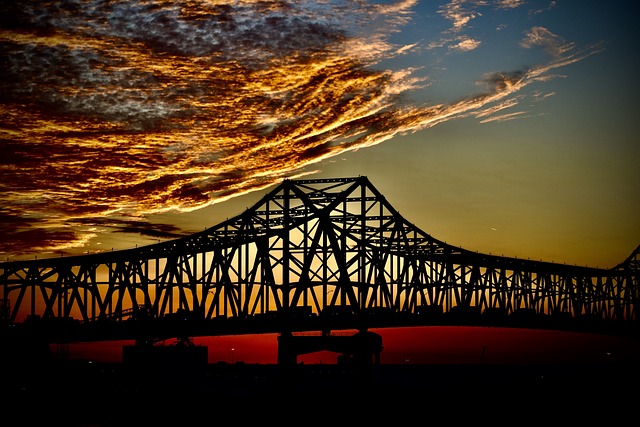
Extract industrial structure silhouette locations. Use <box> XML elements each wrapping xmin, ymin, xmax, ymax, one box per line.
<box><xmin>1</xmin><ymin>176</ymin><xmax>638</xmax><ymax>367</ymax></box>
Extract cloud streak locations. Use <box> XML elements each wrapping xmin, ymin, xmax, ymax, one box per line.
<box><xmin>0</xmin><ymin>0</ymin><xmax>600</xmax><ymax>259</ymax></box>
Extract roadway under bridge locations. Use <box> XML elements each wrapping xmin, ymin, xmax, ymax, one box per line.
<box><xmin>1</xmin><ymin>176</ymin><xmax>638</xmax><ymax>366</ymax></box>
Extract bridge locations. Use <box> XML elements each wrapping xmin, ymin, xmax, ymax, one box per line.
<box><xmin>1</xmin><ymin>176</ymin><xmax>638</xmax><ymax>367</ymax></box>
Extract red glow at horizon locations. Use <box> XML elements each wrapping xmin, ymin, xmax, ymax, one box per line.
<box><xmin>63</xmin><ymin>326</ymin><xmax>640</xmax><ymax>365</ymax></box>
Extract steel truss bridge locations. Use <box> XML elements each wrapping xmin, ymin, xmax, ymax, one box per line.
<box><xmin>1</xmin><ymin>177</ymin><xmax>639</xmax><ymax>350</ymax></box>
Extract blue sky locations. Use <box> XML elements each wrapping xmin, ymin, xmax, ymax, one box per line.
<box><xmin>1</xmin><ymin>0</ymin><xmax>638</xmax><ymax>268</ymax></box>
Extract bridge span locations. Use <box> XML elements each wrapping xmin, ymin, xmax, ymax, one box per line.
<box><xmin>1</xmin><ymin>176</ymin><xmax>638</xmax><ymax>365</ymax></box>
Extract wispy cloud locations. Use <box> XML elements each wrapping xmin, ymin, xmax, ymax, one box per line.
<box><xmin>478</xmin><ymin>110</ymin><xmax>527</xmax><ymax>123</ymax></box>
<box><xmin>530</xmin><ymin>0</ymin><xmax>557</xmax><ymax>16</ymax></box>
<box><xmin>450</xmin><ymin>36</ymin><xmax>481</xmax><ymax>52</ymax></box>
<box><xmin>0</xmin><ymin>0</ymin><xmax>600</xmax><ymax>259</ymax></box>
<box><xmin>495</xmin><ymin>0</ymin><xmax>525</xmax><ymax>10</ymax></box>
<box><xmin>438</xmin><ymin>0</ymin><xmax>481</xmax><ymax>32</ymax></box>
<box><xmin>521</xmin><ymin>26</ymin><xmax>575</xmax><ymax>58</ymax></box>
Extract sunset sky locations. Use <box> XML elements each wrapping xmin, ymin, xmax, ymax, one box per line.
<box><xmin>1</xmin><ymin>0</ymin><xmax>639</xmax><ymax>270</ymax></box>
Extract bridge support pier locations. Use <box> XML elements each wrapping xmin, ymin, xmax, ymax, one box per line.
<box><xmin>277</xmin><ymin>329</ymin><xmax>383</xmax><ymax>387</ymax></box>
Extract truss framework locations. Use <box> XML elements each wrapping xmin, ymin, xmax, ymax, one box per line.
<box><xmin>1</xmin><ymin>177</ymin><xmax>638</xmax><ymax>327</ymax></box>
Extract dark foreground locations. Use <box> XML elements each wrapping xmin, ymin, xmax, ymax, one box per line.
<box><xmin>4</xmin><ymin>357</ymin><xmax>639</xmax><ymax>426</ymax></box>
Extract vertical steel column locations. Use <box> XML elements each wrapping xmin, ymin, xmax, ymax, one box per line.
<box><xmin>283</xmin><ymin>181</ymin><xmax>290</xmax><ymax>310</ymax></box>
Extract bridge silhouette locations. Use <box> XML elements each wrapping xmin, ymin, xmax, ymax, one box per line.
<box><xmin>1</xmin><ymin>176</ymin><xmax>638</xmax><ymax>367</ymax></box>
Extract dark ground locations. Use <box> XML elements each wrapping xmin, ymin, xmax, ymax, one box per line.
<box><xmin>3</xmin><ymin>356</ymin><xmax>639</xmax><ymax>426</ymax></box>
